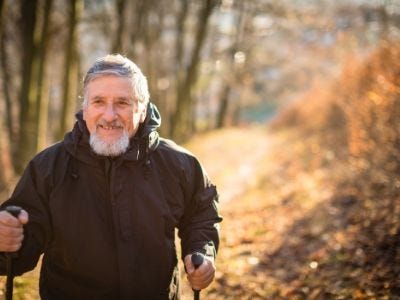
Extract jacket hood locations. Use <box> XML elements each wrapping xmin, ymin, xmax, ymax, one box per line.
<box><xmin>63</xmin><ymin>102</ymin><xmax>161</xmax><ymax>165</ymax></box>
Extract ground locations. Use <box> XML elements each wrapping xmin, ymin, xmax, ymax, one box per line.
<box><xmin>181</xmin><ymin>126</ymin><xmax>337</xmax><ymax>299</ymax></box>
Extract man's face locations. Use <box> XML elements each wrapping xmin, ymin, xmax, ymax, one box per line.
<box><xmin>83</xmin><ymin>75</ymin><xmax>147</xmax><ymax>147</ymax></box>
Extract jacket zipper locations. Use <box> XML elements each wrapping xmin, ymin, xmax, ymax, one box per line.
<box><xmin>105</xmin><ymin>158</ymin><xmax>120</xmax><ymax>299</ymax></box>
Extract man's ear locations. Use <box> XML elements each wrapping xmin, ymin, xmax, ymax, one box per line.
<box><xmin>139</xmin><ymin>103</ymin><xmax>147</xmax><ymax>123</ymax></box>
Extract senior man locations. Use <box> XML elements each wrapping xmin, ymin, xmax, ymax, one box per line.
<box><xmin>0</xmin><ymin>54</ymin><xmax>222</xmax><ymax>299</ymax></box>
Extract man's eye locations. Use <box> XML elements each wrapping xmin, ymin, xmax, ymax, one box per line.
<box><xmin>117</xmin><ymin>101</ymin><xmax>130</xmax><ymax>106</ymax></box>
<box><xmin>92</xmin><ymin>99</ymin><xmax>103</xmax><ymax>105</ymax></box>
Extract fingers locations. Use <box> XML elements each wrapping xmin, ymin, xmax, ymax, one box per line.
<box><xmin>0</xmin><ymin>232</ymin><xmax>24</xmax><ymax>252</ymax></box>
<box><xmin>18</xmin><ymin>210</ymin><xmax>29</xmax><ymax>224</ymax></box>
<box><xmin>0</xmin><ymin>209</ymin><xmax>28</xmax><ymax>252</ymax></box>
<box><xmin>189</xmin><ymin>271</ymin><xmax>214</xmax><ymax>290</ymax></box>
<box><xmin>184</xmin><ymin>254</ymin><xmax>195</xmax><ymax>274</ymax></box>
<box><xmin>0</xmin><ymin>209</ymin><xmax>28</xmax><ymax>226</ymax></box>
<box><xmin>185</xmin><ymin>255</ymin><xmax>216</xmax><ymax>290</ymax></box>
<box><xmin>0</xmin><ymin>223</ymin><xmax>24</xmax><ymax>252</ymax></box>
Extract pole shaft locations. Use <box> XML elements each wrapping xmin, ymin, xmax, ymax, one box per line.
<box><xmin>6</xmin><ymin>255</ymin><xmax>14</xmax><ymax>300</ymax></box>
<box><xmin>4</xmin><ymin>206</ymin><xmax>22</xmax><ymax>300</ymax></box>
<box><xmin>194</xmin><ymin>290</ymin><xmax>200</xmax><ymax>300</ymax></box>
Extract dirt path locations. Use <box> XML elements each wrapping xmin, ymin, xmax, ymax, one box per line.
<box><xmin>186</xmin><ymin>126</ymin><xmax>272</xmax><ymax>203</ymax></box>
<box><xmin>181</xmin><ymin>126</ymin><xmax>281</xmax><ymax>299</ymax></box>
<box><xmin>183</xmin><ymin>126</ymin><xmax>338</xmax><ymax>299</ymax></box>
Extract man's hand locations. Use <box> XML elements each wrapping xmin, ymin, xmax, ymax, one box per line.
<box><xmin>0</xmin><ymin>209</ymin><xmax>28</xmax><ymax>252</ymax></box>
<box><xmin>184</xmin><ymin>253</ymin><xmax>216</xmax><ymax>290</ymax></box>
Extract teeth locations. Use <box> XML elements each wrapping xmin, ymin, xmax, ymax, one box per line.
<box><xmin>97</xmin><ymin>125</ymin><xmax>122</xmax><ymax>130</ymax></box>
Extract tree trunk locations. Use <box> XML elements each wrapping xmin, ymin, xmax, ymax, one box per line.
<box><xmin>35</xmin><ymin>0</ymin><xmax>53</xmax><ymax>151</ymax></box>
<box><xmin>0</xmin><ymin>129</ymin><xmax>14</xmax><ymax>193</ymax></box>
<box><xmin>143</xmin><ymin>0</ymin><xmax>163</xmax><ymax>107</ymax></box>
<box><xmin>112</xmin><ymin>0</ymin><xmax>126</xmax><ymax>53</ymax></box>
<box><xmin>175</xmin><ymin>0</ymin><xmax>188</xmax><ymax>71</ymax></box>
<box><xmin>168</xmin><ymin>0</ymin><xmax>188</xmax><ymax>136</ymax></box>
<box><xmin>171</xmin><ymin>0</ymin><xmax>218</xmax><ymax>141</ymax></box>
<box><xmin>15</xmin><ymin>0</ymin><xmax>39</xmax><ymax>173</ymax></box>
<box><xmin>126</xmin><ymin>0</ymin><xmax>148</xmax><ymax>60</ymax></box>
<box><xmin>0</xmin><ymin>0</ymin><xmax>15</xmax><ymax>187</ymax></box>
<box><xmin>216</xmin><ymin>2</ymin><xmax>247</xmax><ymax>128</ymax></box>
<box><xmin>216</xmin><ymin>85</ymin><xmax>230</xmax><ymax>128</ymax></box>
<box><xmin>58</xmin><ymin>0</ymin><xmax>81</xmax><ymax>140</ymax></box>
<box><xmin>0</xmin><ymin>1</ymin><xmax>15</xmax><ymax>148</ymax></box>
<box><xmin>0</xmin><ymin>0</ymin><xmax>4</xmax><ymax>26</ymax></box>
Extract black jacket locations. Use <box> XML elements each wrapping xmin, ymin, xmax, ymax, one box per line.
<box><xmin>0</xmin><ymin>103</ymin><xmax>222</xmax><ymax>299</ymax></box>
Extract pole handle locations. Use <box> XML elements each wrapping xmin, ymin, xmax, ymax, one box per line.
<box><xmin>5</xmin><ymin>206</ymin><xmax>22</xmax><ymax>218</ymax></box>
<box><xmin>191</xmin><ymin>252</ymin><xmax>204</xmax><ymax>269</ymax></box>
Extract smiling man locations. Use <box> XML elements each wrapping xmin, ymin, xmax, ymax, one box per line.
<box><xmin>0</xmin><ymin>54</ymin><xmax>222</xmax><ymax>299</ymax></box>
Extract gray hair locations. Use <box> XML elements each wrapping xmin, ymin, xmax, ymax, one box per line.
<box><xmin>82</xmin><ymin>54</ymin><xmax>150</xmax><ymax>107</ymax></box>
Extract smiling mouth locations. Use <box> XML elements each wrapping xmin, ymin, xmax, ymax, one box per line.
<box><xmin>97</xmin><ymin>124</ymin><xmax>123</xmax><ymax>130</ymax></box>
<box><xmin>96</xmin><ymin>119</ymin><xmax>125</xmax><ymax>131</ymax></box>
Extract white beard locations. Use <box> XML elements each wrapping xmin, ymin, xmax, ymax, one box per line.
<box><xmin>89</xmin><ymin>130</ymin><xmax>130</xmax><ymax>157</ymax></box>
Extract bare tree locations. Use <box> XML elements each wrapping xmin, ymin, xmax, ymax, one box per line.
<box><xmin>126</xmin><ymin>0</ymin><xmax>149</xmax><ymax>60</ymax></box>
<box><xmin>175</xmin><ymin>0</ymin><xmax>188</xmax><ymax>71</ymax></box>
<box><xmin>0</xmin><ymin>1</ymin><xmax>15</xmax><ymax>143</ymax></box>
<box><xmin>215</xmin><ymin>0</ymin><xmax>250</xmax><ymax>128</ymax></box>
<box><xmin>170</xmin><ymin>0</ymin><xmax>219</xmax><ymax>140</ymax></box>
<box><xmin>15</xmin><ymin>0</ymin><xmax>39</xmax><ymax>172</ymax></box>
<box><xmin>112</xmin><ymin>0</ymin><xmax>126</xmax><ymax>53</ymax></box>
<box><xmin>58</xmin><ymin>0</ymin><xmax>82</xmax><ymax>140</ymax></box>
<box><xmin>0</xmin><ymin>0</ymin><xmax>15</xmax><ymax>188</ymax></box>
<box><xmin>35</xmin><ymin>0</ymin><xmax>53</xmax><ymax>151</ymax></box>
<box><xmin>0</xmin><ymin>0</ymin><xmax>3</xmax><ymax>22</ymax></box>
<box><xmin>0</xmin><ymin>130</ymin><xmax>14</xmax><ymax>192</ymax></box>
<box><xmin>142</xmin><ymin>0</ymin><xmax>165</xmax><ymax>107</ymax></box>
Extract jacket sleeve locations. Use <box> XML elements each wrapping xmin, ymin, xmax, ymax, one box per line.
<box><xmin>0</xmin><ymin>158</ymin><xmax>52</xmax><ymax>275</ymax></box>
<box><xmin>178</xmin><ymin>155</ymin><xmax>222</xmax><ymax>260</ymax></box>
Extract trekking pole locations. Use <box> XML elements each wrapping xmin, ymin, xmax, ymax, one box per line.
<box><xmin>4</xmin><ymin>206</ymin><xmax>22</xmax><ymax>300</ymax></box>
<box><xmin>191</xmin><ymin>252</ymin><xmax>204</xmax><ymax>300</ymax></box>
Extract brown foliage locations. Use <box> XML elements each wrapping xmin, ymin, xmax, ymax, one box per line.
<box><xmin>340</xmin><ymin>42</ymin><xmax>400</xmax><ymax>195</ymax></box>
<box><xmin>268</xmin><ymin>41</ymin><xmax>400</xmax><ymax>297</ymax></box>
<box><xmin>271</xmin><ymin>41</ymin><xmax>400</xmax><ymax>193</ymax></box>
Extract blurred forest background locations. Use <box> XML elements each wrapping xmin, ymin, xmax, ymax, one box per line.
<box><xmin>0</xmin><ymin>0</ymin><xmax>399</xmax><ymax>299</ymax></box>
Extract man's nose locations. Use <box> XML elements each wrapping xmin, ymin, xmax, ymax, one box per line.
<box><xmin>103</xmin><ymin>103</ymin><xmax>117</xmax><ymax>121</ymax></box>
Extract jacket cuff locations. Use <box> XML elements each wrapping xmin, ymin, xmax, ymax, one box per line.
<box><xmin>182</xmin><ymin>241</ymin><xmax>217</xmax><ymax>260</ymax></box>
